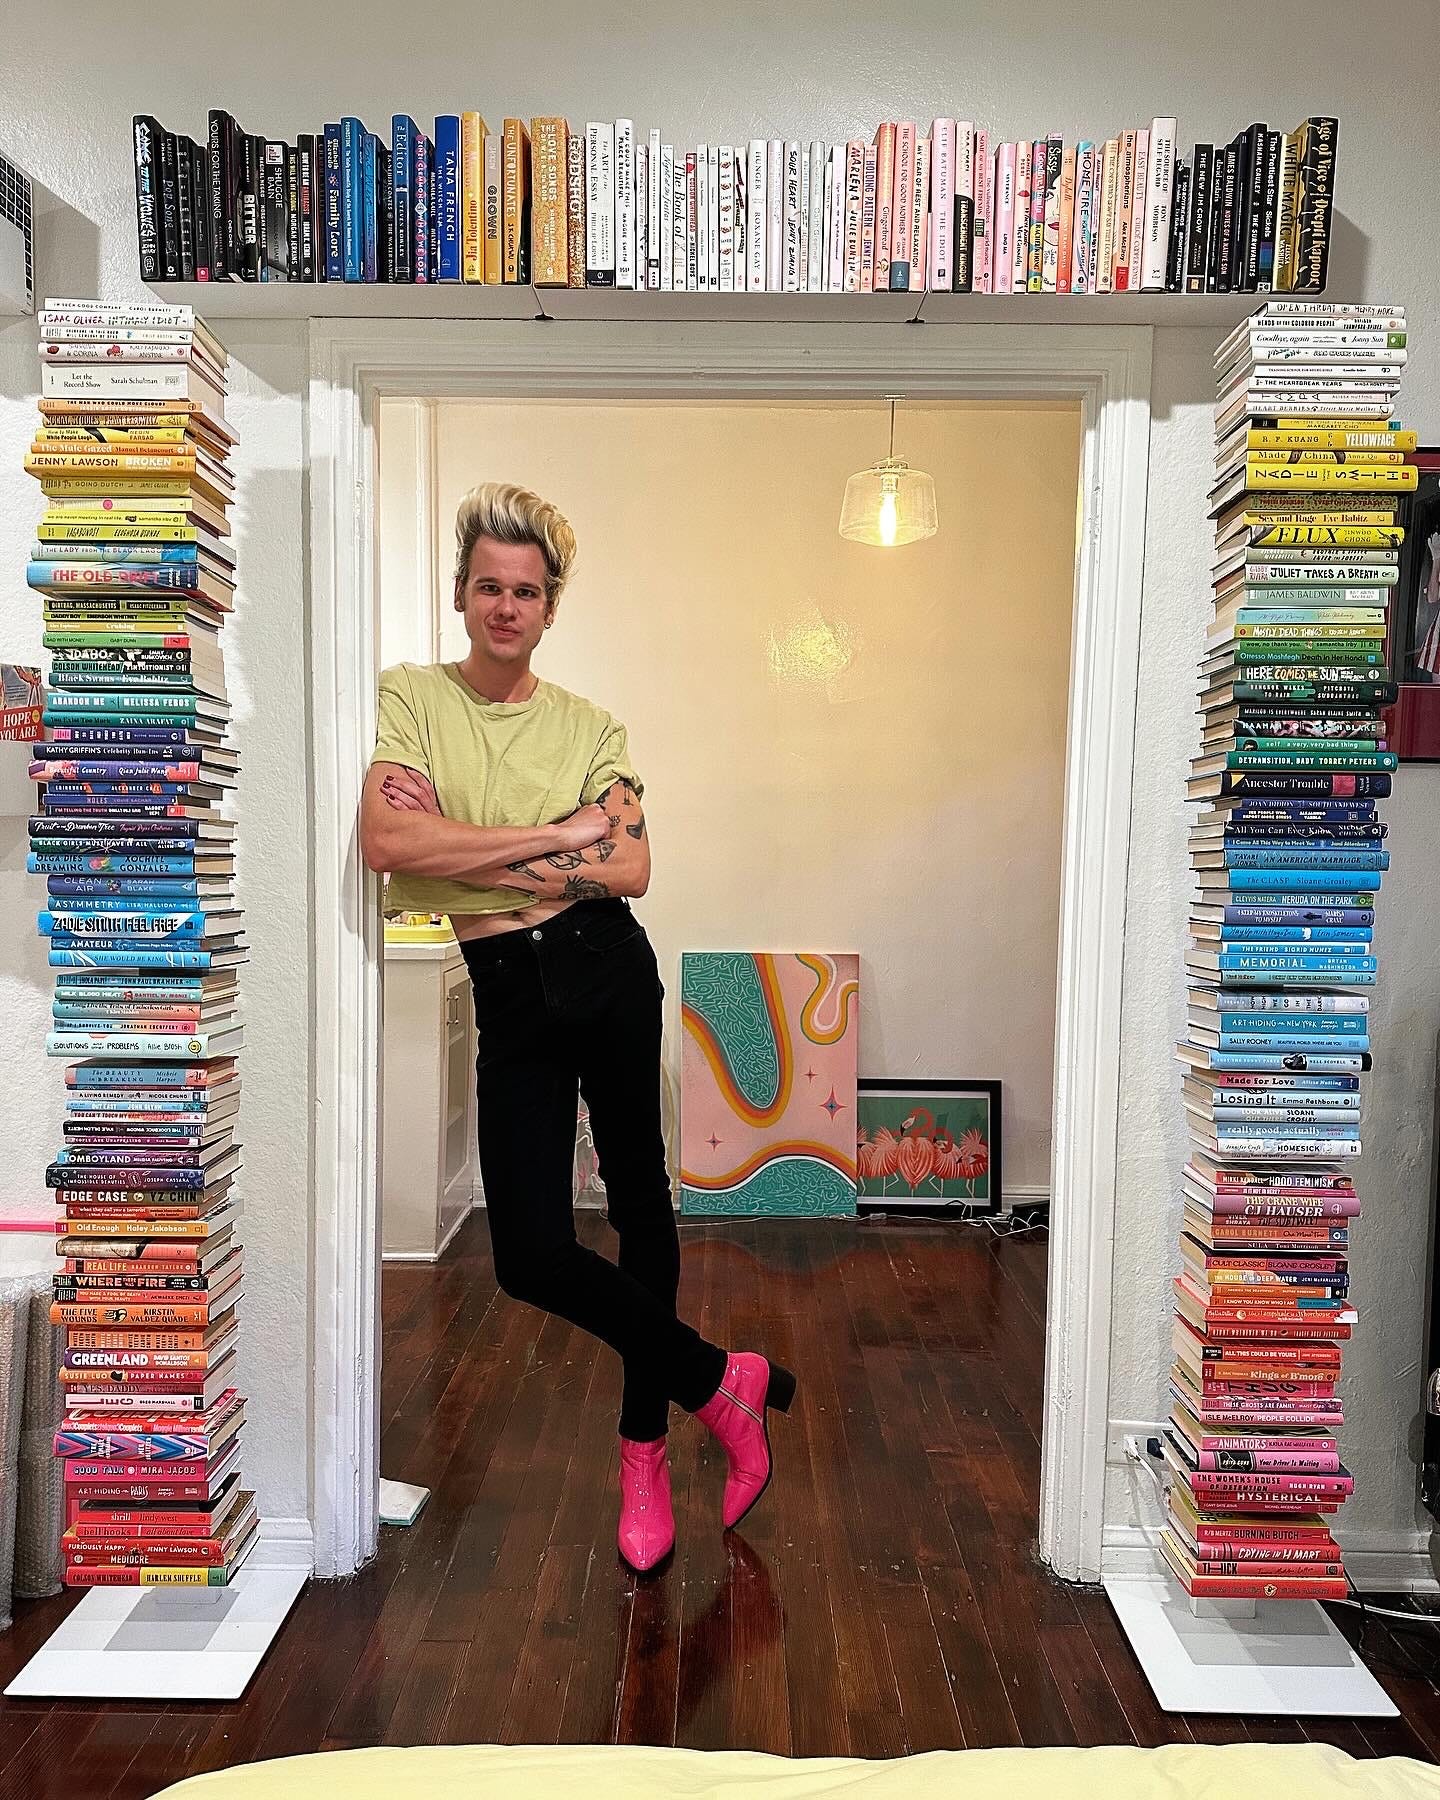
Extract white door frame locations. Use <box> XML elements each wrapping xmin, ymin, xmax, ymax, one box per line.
<box><xmin>305</xmin><ymin>318</ymin><xmax>1153</xmax><ymax>1580</ymax></box>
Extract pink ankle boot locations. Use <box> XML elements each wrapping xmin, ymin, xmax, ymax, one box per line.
<box><xmin>617</xmin><ymin>1436</ymin><xmax>674</xmax><ymax>1572</ymax></box>
<box><xmin>695</xmin><ymin>1353</ymin><xmax>797</xmax><ymax>1530</ymax></box>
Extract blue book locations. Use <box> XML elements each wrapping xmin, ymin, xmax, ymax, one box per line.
<box><xmin>65</xmin><ymin>1061</ymin><xmax>226</xmax><ymax>1086</ymax></box>
<box><xmin>66</xmin><ymin>1094</ymin><xmax>213</xmax><ymax>1113</ymax></box>
<box><xmin>37</xmin><ymin>762</ymin><xmax>207</xmax><ymax>783</ymax></box>
<box><xmin>1217</xmin><ymin>926</ymin><xmax>1371</xmax><ymax>943</ymax></box>
<box><xmin>29</xmin><ymin>562</ymin><xmax>210</xmax><ymax>590</ymax></box>
<box><xmin>48</xmin><ymin>878</ymin><xmax>208</xmax><ymax>900</ymax></box>
<box><xmin>1214</xmin><ymin>1120</ymin><xmax>1359</xmax><ymax>1139</ymax></box>
<box><xmin>49</xmin><ymin>948</ymin><xmax>229</xmax><ymax>970</ymax></box>
<box><xmin>1214</xmin><ymin>1012</ymin><xmax>1366</xmax><ymax>1032</ymax></box>
<box><xmin>38</xmin><ymin>727</ymin><xmax>205</xmax><ymax>747</ymax></box>
<box><xmin>31</xmin><ymin>855</ymin><xmax>198</xmax><ymax>877</ymax></box>
<box><xmin>1220</xmin><ymin>869</ymin><xmax>1382</xmax><ymax>892</ymax></box>
<box><xmin>41</xmin><ymin>894</ymin><xmax>213</xmax><ymax>914</ymax></box>
<box><xmin>44</xmin><ymin>783</ymin><xmax>200</xmax><ymax>801</ymax></box>
<box><xmin>341</xmin><ymin>118</ymin><xmax>363</xmax><ymax>280</ymax></box>
<box><xmin>1218</xmin><ymin>905</ymin><xmax>1374</xmax><ymax>927</ymax></box>
<box><xmin>324</xmin><ymin>124</ymin><xmax>343</xmax><ymax>279</ymax></box>
<box><xmin>414</xmin><ymin>130</ymin><xmax>432</xmax><ymax>281</ymax></box>
<box><xmin>1228</xmin><ymin>890</ymin><xmax>1378</xmax><ymax>908</ymax></box>
<box><xmin>1203</xmin><ymin>1050</ymin><xmax>1369</xmax><ymax>1071</ymax></box>
<box><xmin>31</xmin><ymin>544</ymin><xmax>200</xmax><ymax>565</ymax></box>
<box><xmin>1208</xmin><ymin>1074</ymin><xmax>1359</xmax><ymax>1091</ymax></box>
<box><xmin>361</xmin><ymin>132</ymin><xmax>379</xmax><ymax>282</ymax></box>
<box><xmin>391</xmin><ymin>115</ymin><xmax>416</xmax><ymax>281</ymax></box>
<box><xmin>1211</xmin><ymin>956</ymin><xmax>1378</xmax><ymax>977</ymax></box>
<box><xmin>1218</xmin><ymin>1033</ymin><xmax>1372</xmax><ymax>1052</ymax></box>
<box><xmin>1224</xmin><ymin>801</ymin><xmax>1378</xmax><ymax>819</ymax></box>
<box><xmin>1217</xmin><ymin>848</ymin><xmax>1390</xmax><ymax>871</ymax></box>
<box><xmin>434</xmin><ymin>115</ymin><xmax>461</xmax><ymax>279</ymax></box>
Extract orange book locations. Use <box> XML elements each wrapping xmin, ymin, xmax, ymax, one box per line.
<box><xmin>566</xmin><ymin>127</ymin><xmax>586</xmax><ymax>288</ymax></box>
<box><xmin>67</xmin><ymin>1326</ymin><xmax>223</xmax><ymax>1351</ymax></box>
<box><xmin>529</xmin><ymin>118</ymin><xmax>569</xmax><ymax>286</ymax></box>
<box><xmin>461</xmin><ymin>112</ymin><xmax>488</xmax><ymax>282</ymax></box>
<box><xmin>1056</xmin><ymin>144</ymin><xmax>1077</xmax><ymax>292</ymax></box>
<box><xmin>502</xmin><ymin>118</ymin><xmax>531</xmax><ymax>283</ymax></box>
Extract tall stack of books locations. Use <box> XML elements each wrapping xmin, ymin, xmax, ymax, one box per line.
<box><xmin>1164</xmin><ymin>300</ymin><xmax>1415</xmax><ymax>1602</ymax></box>
<box><xmin>24</xmin><ymin>297</ymin><xmax>255</xmax><ymax>1590</ymax></box>
<box><xmin>132</xmin><ymin>108</ymin><xmax>1336</xmax><ymax>299</ymax></box>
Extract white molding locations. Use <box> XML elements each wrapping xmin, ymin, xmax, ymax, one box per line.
<box><xmin>306</xmin><ymin>316</ymin><xmax>1153</xmax><ymax>1578</ymax></box>
<box><xmin>252</xmin><ymin>1515</ymin><xmax>316</xmax><ymax>1573</ymax></box>
<box><xmin>380</xmin><ymin>1201</ymin><xmax>470</xmax><ymax>1264</ymax></box>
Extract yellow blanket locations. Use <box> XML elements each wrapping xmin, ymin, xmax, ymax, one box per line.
<box><xmin>156</xmin><ymin>1742</ymin><xmax>1440</xmax><ymax>1799</ymax></box>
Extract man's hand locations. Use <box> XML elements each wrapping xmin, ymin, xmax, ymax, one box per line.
<box><xmin>552</xmin><ymin>804</ymin><xmax>611</xmax><ymax>852</ymax></box>
<box><xmin>381</xmin><ymin>767</ymin><xmax>442</xmax><ymax>813</ymax></box>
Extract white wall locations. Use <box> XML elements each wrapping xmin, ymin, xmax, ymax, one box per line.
<box><xmin>2</xmin><ymin>1</ymin><xmax>1438</xmax><ymax>1569</ymax></box>
<box><xmin>384</xmin><ymin>397</ymin><xmax>1081</xmax><ymax>1197</ymax></box>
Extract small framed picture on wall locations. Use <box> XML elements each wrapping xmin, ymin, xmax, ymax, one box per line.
<box><xmin>855</xmin><ymin>1078</ymin><xmax>1002</xmax><ymax>1217</ymax></box>
<box><xmin>1386</xmin><ymin>448</ymin><xmax>1440</xmax><ymax>762</ymax></box>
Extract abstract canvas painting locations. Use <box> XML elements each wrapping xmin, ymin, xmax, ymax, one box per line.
<box><xmin>679</xmin><ymin>951</ymin><xmax>860</xmax><ymax>1216</ymax></box>
<box><xmin>855</xmin><ymin>1078</ymin><xmax>1001</xmax><ymax>1214</ymax></box>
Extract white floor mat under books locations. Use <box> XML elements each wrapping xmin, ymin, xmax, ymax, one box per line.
<box><xmin>3</xmin><ymin>1565</ymin><xmax>307</xmax><ymax>1701</ymax></box>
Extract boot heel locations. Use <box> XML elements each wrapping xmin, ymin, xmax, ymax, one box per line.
<box><xmin>766</xmin><ymin>1363</ymin><xmax>797</xmax><ymax>1414</ymax></box>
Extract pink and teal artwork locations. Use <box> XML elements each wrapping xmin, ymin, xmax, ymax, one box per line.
<box><xmin>679</xmin><ymin>951</ymin><xmax>860</xmax><ymax>1216</ymax></box>
<box><xmin>855</xmin><ymin>1079</ymin><xmax>1002</xmax><ymax>1214</ymax></box>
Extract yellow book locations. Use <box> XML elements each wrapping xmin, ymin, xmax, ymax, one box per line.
<box><xmin>36</xmin><ymin>427</ymin><xmax>192</xmax><ymax>445</ymax></box>
<box><xmin>502</xmin><ymin>118</ymin><xmax>531</xmax><ymax>283</ymax></box>
<box><xmin>566</xmin><ymin>129</ymin><xmax>586</xmax><ymax>288</ymax></box>
<box><xmin>38</xmin><ymin>523</ymin><xmax>204</xmax><ymax>542</ymax></box>
<box><xmin>1245</xmin><ymin>449</ymin><xmax>1405</xmax><ymax>467</ymax></box>
<box><xmin>1246</xmin><ymin>426</ymin><xmax>1417</xmax><ymax>452</ymax></box>
<box><xmin>1220</xmin><ymin>504</ymin><xmax>1400</xmax><ymax>527</ymax></box>
<box><xmin>27</xmin><ymin>452</ymin><xmax>197</xmax><ymax>476</ymax></box>
<box><xmin>461</xmin><ymin>112</ymin><xmax>489</xmax><ymax>282</ymax></box>
<box><xmin>1244</xmin><ymin>464</ymin><xmax>1418</xmax><ymax>492</ymax></box>
<box><xmin>530</xmin><ymin>118</ymin><xmax>569</xmax><ymax>286</ymax></box>
<box><xmin>1247</xmin><ymin>525</ymin><xmax>1404</xmax><ymax>548</ymax></box>
<box><xmin>483</xmin><ymin>132</ymin><xmax>503</xmax><ymax>285</ymax></box>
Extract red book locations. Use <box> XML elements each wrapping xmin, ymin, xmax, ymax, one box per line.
<box><xmin>67</xmin><ymin>1537</ymin><xmax>228</xmax><ymax>1566</ymax></box>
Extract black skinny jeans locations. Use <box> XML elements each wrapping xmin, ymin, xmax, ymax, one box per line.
<box><xmin>460</xmin><ymin>899</ymin><xmax>727</xmax><ymax>1441</ymax></box>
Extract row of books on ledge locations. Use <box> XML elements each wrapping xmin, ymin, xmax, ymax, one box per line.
<box><xmin>25</xmin><ymin>297</ymin><xmax>254</xmax><ymax>1589</ymax></box>
<box><xmin>1160</xmin><ymin>300</ymin><xmax>1411</xmax><ymax>1603</ymax></box>
<box><xmin>133</xmin><ymin>110</ymin><xmax>1337</xmax><ymax>296</ymax></box>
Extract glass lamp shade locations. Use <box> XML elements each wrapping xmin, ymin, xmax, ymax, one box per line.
<box><xmin>838</xmin><ymin>456</ymin><xmax>939</xmax><ymax>547</ymax></box>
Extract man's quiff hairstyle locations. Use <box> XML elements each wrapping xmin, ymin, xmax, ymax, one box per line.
<box><xmin>453</xmin><ymin>483</ymin><xmax>578</xmax><ymax>603</ymax></box>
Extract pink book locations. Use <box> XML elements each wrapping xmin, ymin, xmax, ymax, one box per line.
<box><xmin>1011</xmin><ymin>139</ymin><xmax>1031</xmax><ymax>291</ymax></box>
<box><xmin>992</xmin><ymin>141</ymin><xmax>1016</xmax><ymax>294</ymax></box>
<box><xmin>928</xmin><ymin>118</ymin><xmax>956</xmax><ymax>290</ymax></box>
<box><xmin>1209</xmin><ymin>1193</ymin><xmax>1361</xmax><ymax>1217</ymax></box>
<box><xmin>972</xmin><ymin>126</ymin><xmax>993</xmax><ymax>289</ymax></box>
<box><xmin>860</xmin><ymin>142</ymin><xmax>878</xmax><ymax>292</ymax></box>
<box><xmin>872</xmin><ymin>123</ymin><xmax>896</xmax><ymax>291</ymax></box>
<box><xmin>889</xmin><ymin>122</ymin><xmax>916</xmax><ymax>289</ymax></box>
<box><xmin>911</xmin><ymin>136</ymin><xmax>930</xmax><ymax>289</ymax></box>
<box><xmin>1127</xmin><ymin>127</ymin><xmax>1149</xmax><ymax>290</ymax></box>
<box><xmin>1192</xmin><ymin>1412</ymin><xmax>1343</xmax><ymax>1432</ymax></box>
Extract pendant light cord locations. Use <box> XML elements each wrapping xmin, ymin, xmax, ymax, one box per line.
<box><xmin>888</xmin><ymin>397</ymin><xmax>896</xmax><ymax>461</ymax></box>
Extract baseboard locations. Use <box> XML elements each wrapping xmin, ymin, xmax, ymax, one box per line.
<box><xmin>1103</xmin><ymin>1523</ymin><xmax>1440</xmax><ymax>1594</ymax></box>
<box><xmin>381</xmin><ymin>1205</ymin><xmax>470</xmax><ymax>1264</ymax></box>
<box><xmin>252</xmin><ymin>1515</ymin><xmax>315</xmax><ymax>1573</ymax></box>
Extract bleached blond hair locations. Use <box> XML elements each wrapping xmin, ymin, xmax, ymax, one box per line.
<box><xmin>452</xmin><ymin>482</ymin><xmax>578</xmax><ymax>603</ymax></box>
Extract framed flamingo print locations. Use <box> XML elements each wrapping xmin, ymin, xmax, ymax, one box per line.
<box><xmin>855</xmin><ymin>1079</ymin><xmax>1002</xmax><ymax>1216</ymax></box>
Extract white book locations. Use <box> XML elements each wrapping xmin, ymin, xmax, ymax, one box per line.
<box><xmin>585</xmin><ymin>123</ymin><xmax>616</xmax><ymax>286</ymax></box>
<box><xmin>827</xmin><ymin>143</ymin><xmax>846</xmax><ymax>291</ymax></box>
<box><xmin>1126</xmin><ymin>128</ymin><xmax>1148</xmax><ymax>293</ymax></box>
<box><xmin>929</xmin><ymin>118</ymin><xmax>956</xmax><ymax>290</ymax></box>
<box><xmin>691</xmin><ymin>150</ymin><xmax>702</xmax><ymax>291</ymax></box>
<box><xmin>783</xmin><ymin>142</ymin><xmax>802</xmax><ymax>291</ymax></box>
<box><xmin>718</xmin><ymin>146</ymin><xmax>735</xmax><ymax>292</ymax></box>
<box><xmin>634</xmin><ymin>143</ymin><xmax>648</xmax><ymax>293</ymax></box>
<box><xmin>1141</xmin><ymin>115</ymin><xmax>1176</xmax><ymax>291</ymax></box>
<box><xmin>660</xmin><ymin>144</ymin><xmax>675</xmax><ymax>290</ymax></box>
<box><xmin>746</xmin><ymin>141</ymin><xmax>767</xmax><ymax>291</ymax></box>
<box><xmin>672</xmin><ymin>152</ymin><xmax>687</xmax><ymax>290</ymax></box>
<box><xmin>766</xmin><ymin>139</ymin><xmax>784</xmax><ymax>292</ymax></box>
<box><xmin>799</xmin><ymin>146</ymin><xmax>812</xmax><ymax>291</ymax></box>
<box><xmin>614</xmin><ymin>120</ymin><xmax>635</xmax><ymax>289</ymax></box>
<box><xmin>806</xmin><ymin>142</ymin><xmax>826</xmax><ymax>292</ymax></box>
<box><xmin>707</xmin><ymin>145</ymin><xmax>720</xmax><ymax>290</ymax></box>
<box><xmin>647</xmin><ymin>128</ymin><xmax>662</xmax><ymax>290</ymax></box>
<box><xmin>694</xmin><ymin>145</ymin><xmax>709</xmax><ymax>290</ymax></box>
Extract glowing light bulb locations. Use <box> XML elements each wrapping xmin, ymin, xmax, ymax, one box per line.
<box><xmin>878</xmin><ymin>481</ymin><xmax>899</xmax><ymax>547</ymax></box>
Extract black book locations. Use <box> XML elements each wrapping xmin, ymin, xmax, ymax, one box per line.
<box><xmin>131</xmin><ymin>116</ymin><xmax>163</xmax><ymax>283</ymax></box>
<box><xmin>1256</xmin><ymin>129</ymin><xmax>1282</xmax><ymax>293</ymax></box>
<box><xmin>158</xmin><ymin>130</ymin><xmax>182</xmax><ymax>281</ymax></box>
<box><xmin>286</xmin><ymin>144</ymin><xmax>300</xmax><ymax>280</ymax></box>
<box><xmin>1228</xmin><ymin>128</ymin><xmax>1253</xmax><ymax>291</ymax></box>
<box><xmin>1293</xmin><ymin>117</ymin><xmax>1338</xmax><ymax>294</ymax></box>
<box><xmin>297</xmin><ymin>135</ymin><xmax>316</xmax><ymax>282</ymax></box>
<box><xmin>952</xmin><ymin>192</ymin><xmax>974</xmax><ymax>292</ymax></box>
<box><xmin>239</xmin><ymin>132</ymin><xmax>262</xmax><ymax>281</ymax></box>
<box><xmin>1213</xmin><ymin>141</ymin><xmax>1239</xmax><ymax>292</ymax></box>
<box><xmin>262</xmin><ymin>141</ymin><xmax>289</xmax><ymax>281</ymax></box>
<box><xmin>207</xmin><ymin>111</ymin><xmax>230</xmax><ymax>279</ymax></box>
<box><xmin>190</xmin><ymin>139</ymin><xmax>212</xmax><ymax>280</ymax></box>
<box><xmin>429</xmin><ymin>154</ymin><xmax>441</xmax><ymax>283</ymax></box>
<box><xmin>377</xmin><ymin>143</ymin><xmax>393</xmax><ymax>283</ymax></box>
<box><xmin>174</xmin><ymin>135</ymin><xmax>196</xmax><ymax>282</ymax></box>
<box><xmin>1165</xmin><ymin>158</ymin><xmax>1190</xmax><ymax>292</ymax></box>
<box><xmin>1241</xmin><ymin>121</ymin><xmax>1267</xmax><ymax>289</ymax></box>
<box><xmin>1185</xmin><ymin>145</ymin><xmax>1212</xmax><ymax>294</ymax></box>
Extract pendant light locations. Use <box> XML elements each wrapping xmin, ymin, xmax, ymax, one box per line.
<box><xmin>838</xmin><ymin>394</ymin><xmax>939</xmax><ymax>548</ymax></box>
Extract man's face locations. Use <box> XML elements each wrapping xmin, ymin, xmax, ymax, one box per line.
<box><xmin>458</xmin><ymin>535</ymin><xmax>553</xmax><ymax>665</ymax></box>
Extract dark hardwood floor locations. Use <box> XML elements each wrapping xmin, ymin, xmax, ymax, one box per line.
<box><xmin>4</xmin><ymin>1211</ymin><xmax>1440</xmax><ymax>1797</ymax></box>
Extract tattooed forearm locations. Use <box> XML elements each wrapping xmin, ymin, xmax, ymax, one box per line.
<box><xmin>595</xmin><ymin>838</ymin><xmax>616</xmax><ymax>861</ymax></box>
<box><xmin>562</xmin><ymin>875</ymin><xmax>612</xmax><ymax>901</ymax></box>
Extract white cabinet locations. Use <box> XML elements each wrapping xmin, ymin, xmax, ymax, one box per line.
<box><xmin>381</xmin><ymin>941</ymin><xmax>481</xmax><ymax>1260</ymax></box>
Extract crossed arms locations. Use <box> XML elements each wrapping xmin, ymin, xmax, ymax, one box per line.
<box><xmin>359</xmin><ymin>763</ymin><xmax>651</xmax><ymax>902</ymax></box>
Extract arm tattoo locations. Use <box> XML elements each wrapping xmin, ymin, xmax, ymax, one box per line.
<box><xmin>625</xmin><ymin>817</ymin><xmax>646</xmax><ymax>840</ymax></box>
<box><xmin>595</xmin><ymin>838</ymin><xmax>616</xmax><ymax>862</ymax></box>
<box><xmin>505</xmin><ymin>859</ymin><xmax>544</xmax><ymax>881</ymax></box>
<box><xmin>541</xmin><ymin>849</ymin><xmax>585</xmax><ymax>870</ymax></box>
<box><xmin>562</xmin><ymin>875</ymin><xmax>611</xmax><ymax>901</ymax></box>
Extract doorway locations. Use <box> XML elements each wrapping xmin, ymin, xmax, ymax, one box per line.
<box><xmin>305</xmin><ymin>320</ymin><xmax>1154</xmax><ymax>1584</ymax></box>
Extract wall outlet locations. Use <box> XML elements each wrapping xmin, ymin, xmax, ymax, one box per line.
<box><xmin>1107</xmin><ymin>1417</ymin><xmax>1166</xmax><ymax>1467</ymax></box>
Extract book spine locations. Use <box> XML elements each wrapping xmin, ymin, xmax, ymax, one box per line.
<box><xmin>482</xmin><ymin>133</ymin><xmax>503</xmax><ymax>283</ymax></box>
<box><xmin>360</xmin><ymin>135</ymin><xmax>378</xmax><ymax>284</ymax></box>
<box><xmin>857</xmin><ymin>143</ymin><xmax>877</xmax><ymax>293</ymax></box>
<box><xmin>1125</xmin><ymin>128</ymin><xmax>1148</xmax><ymax>291</ymax></box>
<box><xmin>1185</xmin><ymin>146</ymin><xmax>1212</xmax><ymax>294</ymax></box>
<box><xmin>889</xmin><ymin>123</ymin><xmax>915</xmax><ymax>290</ymax></box>
<box><xmin>842</xmin><ymin>141</ymin><xmax>864</xmax><ymax>293</ymax></box>
<box><xmin>205</xmin><ymin>113</ymin><xmax>229</xmax><ymax>279</ymax></box>
<box><xmin>157</xmin><ymin>131</ymin><xmax>182</xmax><ymax>282</ymax></box>
<box><xmin>869</xmin><ymin>123</ymin><xmax>894</xmax><ymax>292</ymax></box>
<box><xmin>1010</xmin><ymin>138</ymin><xmax>1031</xmax><ymax>292</ymax></box>
<box><xmin>744</xmin><ymin>141</ymin><xmax>765</xmax><ymax>293</ymax></box>
<box><xmin>530</xmin><ymin>119</ymin><xmax>568</xmax><ymax>287</ymax></box>
<box><xmin>435</xmin><ymin>115</ymin><xmax>461</xmax><ymax>281</ymax></box>
<box><xmin>461</xmin><ymin>114</ymin><xmax>484</xmax><ymax>283</ymax></box>
<box><xmin>929</xmin><ymin>118</ymin><xmax>955</xmax><ymax>291</ymax></box>
<box><xmin>285</xmin><ymin>143</ymin><xmax>300</xmax><ymax>282</ymax></box>
<box><xmin>1112</xmin><ymin>129</ymin><xmax>1136</xmax><ymax>290</ymax></box>
<box><xmin>972</xmin><ymin>129</ymin><xmax>991</xmax><ymax>293</ymax></box>
<box><xmin>340</xmin><ymin>121</ymin><xmax>361</xmax><ymax>281</ymax></box>
<box><xmin>684</xmin><ymin>152</ymin><xmax>698</xmax><ymax>289</ymax></box>
<box><xmin>585</xmin><ymin>124</ymin><xmax>615</xmax><ymax>287</ymax></box>
<box><xmin>1273</xmin><ymin>130</ymin><xmax>1300</xmax><ymax>292</ymax></box>
<box><xmin>806</xmin><ymin>142</ymin><xmax>825</xmax><ymax>293</ymax></box>
<box><xmin>131</xmin><ymin>119</ymin><xmax>164</xmax><ymax>284</ymax></box>
<box><xmin>993</xmin><ymin>143</ymin><xmax>1016</xmax><ymax>296</ymax></box>
<box><xmin>1255</xmin><ymin>128</ymin><xmax>1282</xmax><ymax>292</ymax></box>
<box><xmin>911</xmin><ymin>135</ymin><xmax>930</xmax><ymax>291</ymax></box>
<box><xmin>783</xmin><ymin>141</ymin><xmax>802</xmax><ymax>292</ymax></box>
<box><xmin>644</xmin><ymin>127</ymin><xmax>660</xmax><ymax>290</ymax></box>
<box><xmin>766</xmin><ymin>139</ymin><xmax>784</xmax><ymax>293</ymax></box>
<box><xmin>1054</xmin><ymin>143</ymin><xmax>1076</xmax><ymax>295</ymax></box>
<box><xmin>1142</xmin><ymin>117</ymin><xmax>1175</xmax><ymax>290</ymax></box>
<box><xmin>1292</xmin><ymin>119</ymin><xmax>1338</xmax><ymax>293</ymax></box>
<box><xmin>1094</xmin><ymin>138</ymin><xmax>1119</xmax><ymax>294</ymax></box>
<box><xmin>1215</xmin><ymin>142</ymin><xmax>1239</xmax><ymax>293</ymax></box>
<box><xmin>1165</xmin><ymin>159</ymin><xmax>1190</xmax><ymax>293</ymax></box>
<box><xmin>614</xmin><ymin>119</ymin><xmax>634</xmax><ymax>289</ymax></box>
